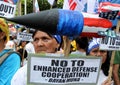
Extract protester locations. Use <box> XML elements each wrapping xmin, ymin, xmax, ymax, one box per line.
<box><xmin>87</xmin><ymin>38</ymin><xmax>113</xmax><ymax>85</ymax></box>
<box><xmin>0</xmin><ymin>18</ymin><xmax>21</xmax><ymax>85</ymax></box>
<box><xmin>25</xmin><ymin>29</ymin><xmax>35</xmax><ymax>53</ymax></box>
<box><xmin>11</xmin><ymin>30</ymin><xmax>62</xmax><ymax>85</ymax></box>
<box><xmin>25</xmin><ymin>41</ymin><xmax>35</xmax><ymax>53</ymax></box>
<box><xmin>17</xmin><ymin>40</ymin><xmax>27</xmax><ymax>51</ymax></box>
<box><xmin>113</xmin><ymin>51</ymin><xmax>120</xmax><ymax>85</ymax></box>
<box><xmin>71</xmin><ymin>36</ymin><xmax>88</xmax><ymax>56</ymax></box>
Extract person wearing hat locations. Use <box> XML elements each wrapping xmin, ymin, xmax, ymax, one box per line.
<box><xmin>0</xmin><ymin>18</ymin><xmax>21</xmax><ymax>85</ymax></box>
<box><xmin>87</xmin><ymin>38</ymin><xmax>113</xmax><ymax>85</ymax></box>
<box><xmin>11</xmin><ymin>30</ymin><xmax>62</xmax><ymax>85</ymax></box>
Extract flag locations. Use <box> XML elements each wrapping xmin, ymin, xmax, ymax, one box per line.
<box><xmin>63</xmin><ymin>0</ymin><xmax>87</xmax><ymax>12</ymax></box>
<box><xmin>87</xmin><ymin>0</ymin><xmax>99</xmax><ymax>13</ymax></box>
<box><xmin>80</xmin><ymin>12</ymin><xmax>112</xmax><ymax>37</ymax></box>
<box><xmin>47</xmin><ymin>0</ymin><xmax>55</xmax><ymax>6</ymax></box>
<box><xmin>34</xmin><ymin>0</ymin><xmax>40</xmax><ymax>13</ymax></box>
<box><xmin>98</xmin><ymin>2</ymin><xmax>120</xmax><ymax>12</ymax></box>
<box><xmin>4</xmin><ymin>0</ymin><xmax>19</xmax><ymax>4</ymax></box>
<box><xmin>63</xmin><ymin>0</ymin><xmax>112</xmax><ymax>37</ymax></box>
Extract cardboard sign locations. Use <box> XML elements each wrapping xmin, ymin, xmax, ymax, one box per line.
<box><xmin>27</xmin><ymin>54</ymin><xmax>101</xmax><ymax>85</ymax></box>
<box><xmin>100</xmin><ymin>34</ymin><xmax>120</xmax><ymax>50</ymax></box>
<box><xmin>17</xmin><ymin>32</ymin><xmax>33</xmax><ymax>41</ymax></box>
<box><xmin>0</xmin><ymin>1</ymin><xmax>16</xmax><ymax>18</ymax></box>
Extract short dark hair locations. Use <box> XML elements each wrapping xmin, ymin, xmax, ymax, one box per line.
<box><xmin>75</xmin><ymin>37</ymin><xmax>88</xmax><ymax>50</ymax></box>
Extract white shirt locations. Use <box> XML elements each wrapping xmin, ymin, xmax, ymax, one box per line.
<box><xmin>25</xmin><ymin>42</ymin><xmax>35</xmax><ymax>53</ymax></box>
<box><xmin>97</xmin><ymin>70</ymin><xmax>108</xmax><ymax>85</ymax></box>
<box><xmin>11</xmin><ymin>64</ymin><xmax>27</xmax><ymax>85</ymax></box>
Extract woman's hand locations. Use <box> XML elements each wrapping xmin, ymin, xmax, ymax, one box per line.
<box><xmin>102</xmin><ymin>79</ymin><xmax>113</xmax><ymax>85</ymax></box>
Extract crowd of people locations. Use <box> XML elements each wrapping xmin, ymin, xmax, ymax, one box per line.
<box><xmin>0</xmin><ymin>16</ymin><xmax>120</xmax><ymax>85</ymax></box>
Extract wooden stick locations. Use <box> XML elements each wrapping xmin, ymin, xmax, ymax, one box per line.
<box><xmin>21</xmin><ymin>47</ymin><xmax>25</xmax><ymax>66</ymax></box>
<box><xmin>108</xmin><ymin>19</ymin><xmax>120</xmax><ymax>80</ymax></box>
<box><xmin>63</xmin><ymin>36</ymin><xmax>71</xmax><ymax>57</ymax></box>
<box><xmin>17</xmin><ymin>0</ymin><xmax>21</xmax><ymax>16</ymax></box>
<box><xmin>108</xmin><ymin>51</ymin><xmax>115</xmax><ymax>80</ymax></box>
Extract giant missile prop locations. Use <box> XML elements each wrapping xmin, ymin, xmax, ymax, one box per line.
<box><xmin>6</xmin><ymin>9</ymin><xmax>112</xmax><ymax>37</ymax></box>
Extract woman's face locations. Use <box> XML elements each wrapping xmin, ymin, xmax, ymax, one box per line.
<box><xmin>33</xmin><ymin>31</ymin><xmax>59</xmax><ymax>53</ymax></box>
<box><xmin>21</xmin><ymin>41</ymin><xmax>27</xmax><ymax>47</ymax></box>
<box><xmin>89</xmin><ymin>47</ymin><xmax>107</xmax><ymax>63</ymax></box>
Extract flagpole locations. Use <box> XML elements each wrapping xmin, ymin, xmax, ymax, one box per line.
<box><xmin>24</xmin><ymin>0</ymin><xmax>27</xmax><ymax>15</ymax></box>
<box><xmin>108</xmin><ymin>19</ymin><xmax>120</xmax><ymax>81</ymax></box>
<box><xmin>33</xmin><ymin>0</ymin><xmax>35</xmax><ymax>13</ymax></box>
<box><xmin>18</xmin><ymin>0</ymin><xmax>21</xmax><ymax>16</ymax></box>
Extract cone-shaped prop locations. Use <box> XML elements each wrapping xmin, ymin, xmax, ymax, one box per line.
<box><xmin>6</xmin><ymin>9</ymin><xmax>84</xmax><ymax>37</ymax></box>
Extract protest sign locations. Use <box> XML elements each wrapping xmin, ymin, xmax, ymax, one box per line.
<box><xmin>0</xmin><ymin>1</ymin><xmax>17</xmax><ymax>18</ymax></box>
<box><xmin>17</xmin><ymin>32</ymin><xmax>33</xmax><ymax>41</ymax></box>
<box><xmin>27</xmin><ymin>54</ymin><xmax>101</xmax><ymax>85</ymax></box>
<box><xmin>99</xmin><ymin>34</ymin><xmax>120</xmax><ymax>50</ymax></box>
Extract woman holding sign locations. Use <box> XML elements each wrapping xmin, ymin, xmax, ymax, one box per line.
<box><xmin>11</xmin><ymin>30</ymin><xmax>62</xmax><ymax>85</ymax></box>
<box><xmin>87</xmin><ymin>38</ymin><xmax>113</xmax><ymax>85</ymax></box>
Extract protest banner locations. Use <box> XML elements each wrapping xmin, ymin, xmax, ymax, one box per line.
<box><xmin>17</xmin><ymin>32</ymin><xmax>33</xmax><ymax>41</ymax></box>
<box><xmin>27</xmin><ymin>54</ymin><xmax>102</xmax><ymax>85</ymax></box>
<box><xmin>99</xmin><ymin>34</ymin><xmax>120</xmax><ymax>50</ymax></box>
<box><xmin>0</xmin><ymin>1</ymin><xmax>18</xmax><ymax>18</ymax></box>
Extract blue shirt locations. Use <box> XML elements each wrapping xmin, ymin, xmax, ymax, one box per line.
<box><xmin>0</xmin><ymin>49</ymin><xmax>21</xmax><ymax>85</ymax></box>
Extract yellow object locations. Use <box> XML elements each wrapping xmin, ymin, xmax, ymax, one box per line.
<box><xmin>0</xmin><ymin>18</ymin><xmax>9</xmax><ymax>42</ymax></box>
<box><xmin>71</xmin><ymin>40</ymin><xmax>77</xmax><ymax>51</ymax></box>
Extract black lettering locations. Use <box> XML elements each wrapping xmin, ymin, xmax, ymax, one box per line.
<box><xmin>0</xmin><ymin>4</ymin><xmax>14</xmax><ymax>14</ymax></box>
<box><xmin>42</xmin><ymin>72</ymin><xmax>46</xmax><ymax>77</ymax></box>
<box><xmin>60</xmin><ymin>60</ymin><xmax>67</xmax><ymax>67</ymax></box>
<box><xmin>33</xmin><ymin>65</ymin><xmax>37</xmax><ymax>70</ymax></box>
<box><xmin>0</xmin><ymin>4</ymin><xmax>4</xmax><ymax>11</ymax></box>
<box><xmin>77</xmin><ymin>60</ymin><xmax>84</xmax><ymax>66</ymax></box>
<box><xmin>51</xmin><ymin>60</ymin><xmax>68</xmax><ymax>67</ymax></box>
<box><xmin>101</xmin><ymin>37</ymin><xmax>109</xmax><ymax>44</ymax></box>
<box><xmin>71</xmin><ymin>60</ymin><xmax>77</xmax><ymax>66</ymax></box>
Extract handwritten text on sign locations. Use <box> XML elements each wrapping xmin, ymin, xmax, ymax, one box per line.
<box><xmin>28</xmin><ymin>56</ymin><xmax>101</xmax><ymax>84</ymax></box>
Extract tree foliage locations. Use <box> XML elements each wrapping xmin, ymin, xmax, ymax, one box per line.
<box><xmin>19</xmin><ymin>0</ymin><xmax>64</xmax><ymax>15</ymax></box>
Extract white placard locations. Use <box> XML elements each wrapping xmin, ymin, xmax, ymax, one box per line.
<box><xmin>27</xmin><ymin>54</ymin><xmax>101</xmax><ymax>85</ymax></box>
<box><xmin>100</xmin><ymin>34</ymin><xmax>120</xmax><ymax>50</ymax></box>
<box><xmin>17</xmin><ymin>32</ymin><xmax>33</xmax><ymax>41</ymax></box>
<box><xmin>0</xmin><ymin>1</ymin><xmax>16</xmax><ymax>18</ymax></box>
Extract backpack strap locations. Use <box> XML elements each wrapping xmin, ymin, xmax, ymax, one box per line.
<box><xmin>0</xmin><ymin>51</ymin><xmax>20</xmax><ymax>65</ymax></box>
